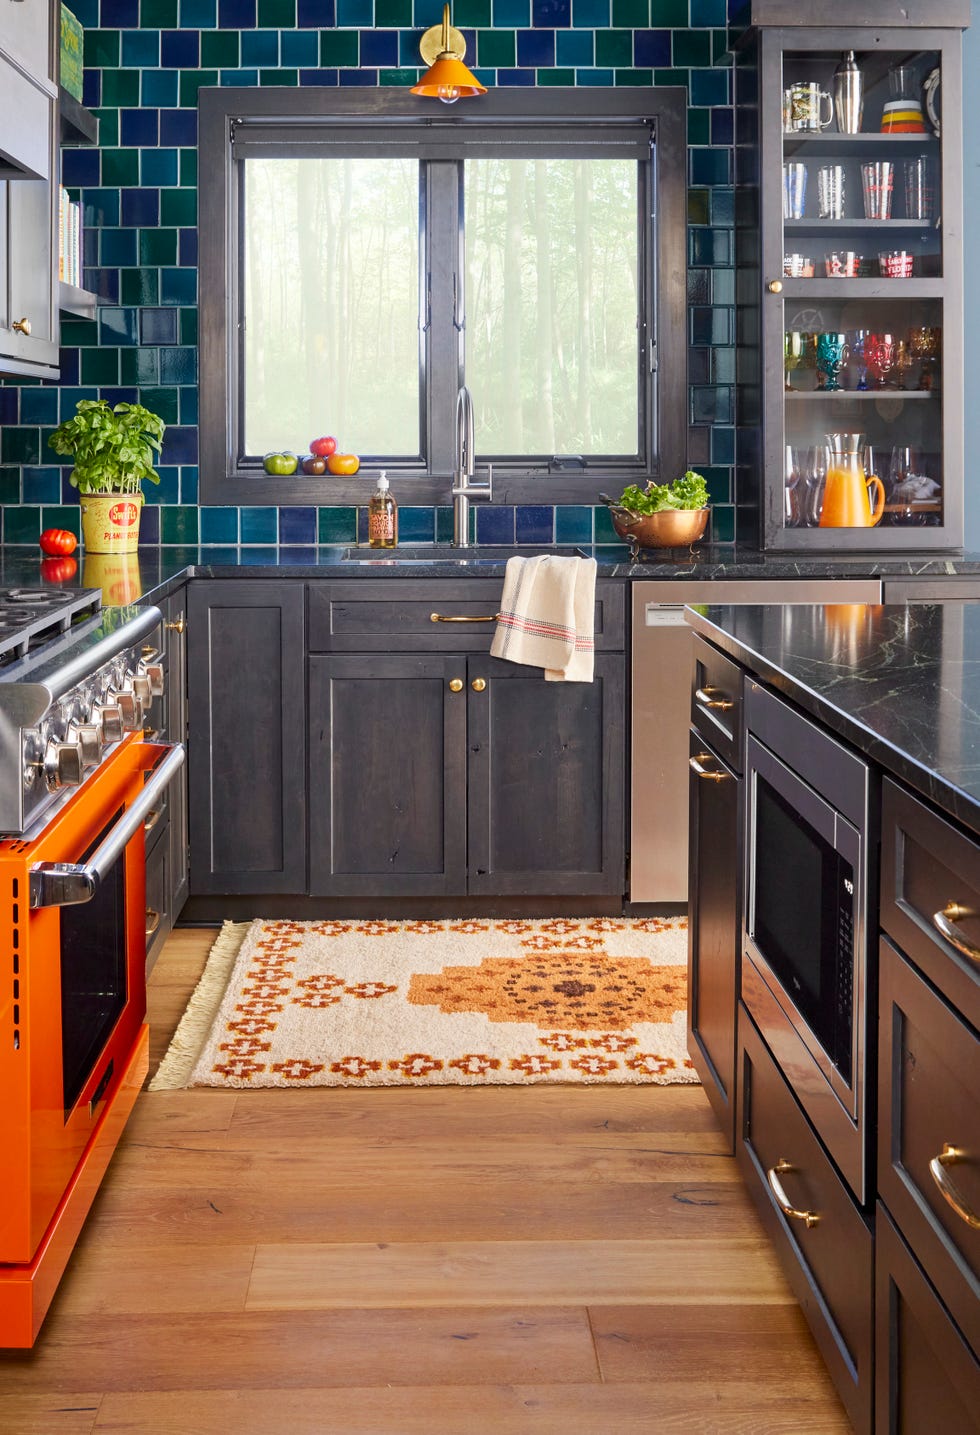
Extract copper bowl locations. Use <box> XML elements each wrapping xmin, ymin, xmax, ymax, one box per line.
<box><xmin>610</xmin><ymin>506</ymin><xmax>710</xmax><ymax>550</ymax></box>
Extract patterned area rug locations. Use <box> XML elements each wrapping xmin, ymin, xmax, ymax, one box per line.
<box><xmin>150</xmin><ymin>917</ymin><xmax>698</xmax><ymax>1091</ymax></box>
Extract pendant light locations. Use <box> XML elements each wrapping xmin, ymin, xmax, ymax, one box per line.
<box><xmin>410</xmin><ymin>3</ymin><xmax>487</xmax><ymax>104</ymax></box>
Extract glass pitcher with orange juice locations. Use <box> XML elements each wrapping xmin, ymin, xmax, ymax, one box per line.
<box><xmin>818</xmin><ymin>433</ymin><xmax>885</xmax><ymax>528</ymax></box>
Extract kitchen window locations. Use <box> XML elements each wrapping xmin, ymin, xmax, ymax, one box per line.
<box><xmin>199</xmin><ymin>88</ymin><xmax>687</xmax><ymax>506</ymax></box>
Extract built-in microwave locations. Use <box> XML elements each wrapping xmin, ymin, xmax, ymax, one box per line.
<box><xmin>742</xmin><ymin>681</ymin><xmax>875</xmax><ymax>1204</ymax></box>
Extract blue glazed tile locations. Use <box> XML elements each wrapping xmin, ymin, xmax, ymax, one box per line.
<box><xmin>139</xmin><ymin>308</ymin><xmax>178</xmax><ymax>345</ymax></box>
<box><xmin>141</xmin><ymin>69</ymin><xmax>179</xmax><ymax>106</ymax></box>
<box><xmin>242</xmin><ymin>29</ymin><xmax>279</xmax><ymax>65</ymax></box>
<box><xmin>476</xmin><ymin>505</ymin><xmax>515</xmax><ymax>545</ymax></box>
<box><xmin>711</xmin><ymin>107</ymin><xmax>734</xmax><ymax>147</ymax></box>
<box><xmin>555</xmin><ymin>505</ymin><xmax>593</xmax><ymax>543</ymax></box>
<box><xmin>690</xmin><ymin>67</ymin><xmax>728</xmax><ymax>107</ymax></box>
<box><xmin>101</xmin><ymin>0</ymin><xmax>139</xmax><ymax>22</ymax></box>
<box><xmin>556</xmin><ymin>29</ymin><xmax>592</xmax><ymax>63</ymax></box>
<box><xmin>710</xmin><ymin>187</ymin><xmax>735</xmax><ymax>226</ymax></box>
<box><xmin>711</xmin><ymin>425</ymin><xmax>735</xmax><ymax>466</ymax></box>
<box><xmin>240</xmin><ymin>506</ymin><xmax>278</xmax><ymax>543</ymax></box>
<box><xmin>299</xmin><ymin>68</ymin><xmax>340</xmax><ymax>84</ymax></box>
<box><xmin>93</xmin><ymin>269</ymin><xmax>121</xmax><ymax>304</ymax></box>
<box><xmin>61</xmin><ymin>149</ymin><xmax>100</xmax><ymax>187</ymax></box>
<box><xmin>689</xmin><ymin>228</ymin><xmax>733</xmax><ymax>266</ymax></box>
<box><xmin>516</xmin><ymin>505</ymin><xmax>554</xmax><ymax>544</ymax></box>
<box><xmin>82</xmin><ymin>69</ymin><xmax>101</xmax><ymax>108</ymax></box>
<box><xmin>690</xmin><ymin>0</ymin><xmax>726</xmax><ymax>21</ymax></box>
<box><xmin>279</xmin><ymin>506</ymin><xmax>317</xmax><ymax>544</ymax></box>
<box><xmin>180</xmin><ymin>467</ymin><xmax>199</xmax><ymax>504</ymax></box>
<box><xmin>100</xmin><ymin>229</ymin><xmax>138</xmax><ymax>267</ymax></box>
<box><xmin>577</xmin><ymin>66</ymin><xmax>614</xmax><ymax>84</ymax></box>
<box><xmin>122</xmin><ymin>30</ymin><xmax>161</xmax><ymax>67</ymax></box>
<box><xmin>534</xmin><ymin>0</ymin><xmax>570</xmax><ymax>23</ymax></box>
<box><xmin>495</xmin><ymin>0</ymin><xmax>530</xmax><ymax>23</ymax></box>
<box><xmin>690</xmin><ymin>385</ymin><xmax>734</xmax><ymax>425</ymax></box>
<box><xmin>160</xmin><ymin>268</ymin><xmax>198</xmax><ymax>305</ymax></box>
<box><xmin>141</xmin><ymin>148</ymin><xmax>179</xmax><ymax>187</ymax></box>
<box><xmin>139</xmin><ymin>505</ymin><xmax>160</xmax><ymax>544</ymax></box>
<box><xmin>181</xmin><ymin>0</ymin><xmax>218</xmax><ymax>22</ymax></box>
<box><xmin>100</xmin><ymin>389</ymin><xmax>139</xmax><ymax>408</ymax></box>
<box><xmin>121</xmin><ymin>108</ymin><xmax>159</xmax><ymax>147</ymax></box>
<box><xmin>496</xmin><ymin>67</ymin><xmax>536</xmax><ymax>85</ymax></box>
<box><xmin>83</xmin><ymin>230</ymin><xmax>100</xmax><ymax>267</ymax></box>
<box><xmin>517</xmin><ymin>29</ymin><xmax>554</xmax><ymax>66</ymax></box>
<box><xmin>121</xmin><ymin>188</ymin><xmax>160</xmax><ymax>228</ymax></box>
<box><xmin>689</xmin><ymin>306</ymin><xmax>733</xmax><ymax>346</ymax></box>
<box><xmin>397</xmin><ymin>506</ymin><xmax>435</xmax><ymax>542</ymax></box>
<box><xmin>160</xmin><ymin>506</ymin><xmax>200</xmax><ymax>545</ymax></box>
<box><xmin>161</xmin><ymin>28</ymin><xmax>200</xmax><ymax>66</ymax></box>
<box><xmin>179</xmin><ymin>228</ymin><xmax>199</xmax><ymax>267</ymax></box>
<box><xmin>356</xmin><ymin>507</ymin><xmax>369</xmax><ymax>543</ymax></box>
<box><xmin>711</xmin><ymin>267</ymin><xmax>734</xmax><ymax>305</ymax></box>
<box><xmin>711</xmin><ymin>346</ymin><xmax>735</xmax><ymax>384</ymax></box>
<box><xmin>0</xmin><ymin>389</ymin><xmax>18</xmax><ymax>423</ymax></box>
<box><xmin>690</xmin><ymin>147</ymin><xmax>731</xmax><ymax>187</ymax></box>
<box><xmin>219</xmin><ymin>67</ymin><xmax>260</xmax><ymax>84</ymax></box>
<box><xmin>571</xmin><ymin>0</ymin><xmax>607</xmax><ymax>24</ymax></box>
<box><xmin>634</xmin><ymin>29</ymin><xmax>670</xmax><ymax>67</ymax></box>
<box><xmin>60</xmin><ymin>469</ymin><xmax>77</xmax><ymax>501</ymax></box>
<box><xmin>99</xmin><ymin>308</ymin><xmax>139</xmax><ymax>346</ymax></box>
<box><xmin>219</xmin><ymin>0</ymin><xmax>257</xmax><ymax>24</ymax></box>
<box><xmin>180</xmin><ymin>385</ymin><xmax>199</xmax><ymax>424</ymax></box>
<box><xmin>160</xmin><ymin>347</ymin><xmax>199</xmax><ymax>384</ymax></box>
<box><xmin>360</xmin><ymin>29</ymin><xmax>398</xmax><ymax>65</ymax></box>
<box><xmin>281</xmin><ymin>30</ymin><xmax>319</xmax><ymax>65</ymax></box>
<box><xmin>200</xmin><ymin>506</ymin><xmax>239</xmax><ymax>543</ymax></box>
<box><xmin>340</xmin><ymin>69</ymin><xmax>378</xmax><ymax>85</ymax></box>
<box><xmin>337</xmin><ymin>0</ymin><xmax>373</xmax><ymax>21</ymax></box>
<box><xmin>161</xmin><ymin>427</ymin><xmax>199</xmax><ymax>465</ymax></box>
<box><xmin>435</xmin><ymin>505</ymin><xmax>455</xmax><ymax>544</ymax></box>
<box><xmin>298</xmin><ymin>0</ymin><xmax>335</xmax><ymax>23</ymax></box>
<box><xmin>70</xmin><ymin>0</ymin><xmax>99</xmax><ymax>22</ymax></box>
<box><xmin>592</xmin><ymin>505</ymin><xmax>616</xmax><ymax>543</ymax></box>
<box><xmin>154</xmin><ymin>467</ymin><xmax>181</xmax><ymax>503</ymax></box>
<box><xmin>160</xmin><ymin>109</ymin><xmax>197</xmax><ymax>146</ymax></box>
<box><xmin>22</xmin><ymin>468</ymin><xmax>62</xmax><ymax>504</ymax></box>
<box><xmin>318</xmin><ymin>505</ymin><xmax>357</xmax><ymax>544</ymax></box>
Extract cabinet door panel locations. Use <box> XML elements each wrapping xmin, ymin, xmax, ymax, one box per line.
<box><xmin>467</xmin><ymin>655</ymin><xmax>625</xmax><ymax>896</ymax></box>
<box><xmin>309</xmin><ymin>655</ymin><xmax>467</xmax><ymax>896</ymax></box>
<box><xmin>687</xmin><ymin>729</ymin><xmax>739</xmax><ymax>1146</ymax></box>
<box><xmin>188</xmin><ymin>582</ymin><xmax>306</xmax><ymax>894</ymax></box>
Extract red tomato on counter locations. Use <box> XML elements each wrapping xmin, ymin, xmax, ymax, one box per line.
<box><xmin>39</xmin><ymin>528</ymin><xmax>78</xmax><ymax>556</ymax></box>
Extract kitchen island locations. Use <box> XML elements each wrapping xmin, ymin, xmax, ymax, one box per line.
<box><xmin>685</xmin><ymin>601</ymin><xmax>980</xmax><ymax>1434</ymax></box>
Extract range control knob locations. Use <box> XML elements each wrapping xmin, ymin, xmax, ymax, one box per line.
<box><xmin>131</xmin><ymin>673</ymin><xmax>153</xmax><ymax>707</ymax></box>
<box><xmin>141</xmin><ymin>662</ymin><xmax>165</xmax><ymax>697</ymax></box>
<box><xmin>115</xmin><ymin>690</ymin><xmax>141</xmax><ymax>730</ymax></box>
<box><xmin>44</xmin><ymin>739</ymin><xmax>84</xmax><ymax>790</ymax></box>
<box><xmin>68</xmin><ymin>722</ymin><xmax>102</xmax><ymax>768</ymax></box>
<box><xmin>94</xmin><ymin>703</ymin><xmax>125</xmax><ymax>744</ymax></box>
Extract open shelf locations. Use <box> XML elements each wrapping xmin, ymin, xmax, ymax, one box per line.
<box><xmin>783</xmin><ymin>132</ymin><xmax>940</xmax><ymax>157</ymax></box>
<box><xmin>58</xmin><ymin>280</ymin><xmax>97</xmax><ymax>321</ymax></box>
<box><xmin>785</xmin><ymin>389</ymin><xmax>937</xmax><ymax>400</ymax></box>
<box><xmin>58</xmin><ymin>89</ymin><xmax>97</xmax><ymax>146</ymax></box>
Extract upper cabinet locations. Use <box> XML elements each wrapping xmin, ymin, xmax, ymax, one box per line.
<box><xmin>733</xmin><ymin>17</ymin><xmax>968</xmax><ymax>551</ymax></box>
<box><xmin>0</xmin><ymin>0</ymin><xmax>57</xmax><ymax>181</ymax></box>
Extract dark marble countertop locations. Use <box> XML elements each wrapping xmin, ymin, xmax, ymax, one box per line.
<box><xmin>687</xmin><ymin>602</ymin><xmax>980</xmax><ymax>838</ymax></box>
<box><xmin>7</xmin><ymin>542</ymin><xmax>980</xmax><ymax>602</ymax></box>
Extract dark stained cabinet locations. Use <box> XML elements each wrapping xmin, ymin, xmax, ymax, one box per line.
<box><xmin>188</xmin><ymin>580</ymin><xmax>306</xmax><ymax>895</ymax></box>
<box><xmin>144</xmin><ymin>586</ymin><xmax>189</xmax><ymax>971</ymax></box>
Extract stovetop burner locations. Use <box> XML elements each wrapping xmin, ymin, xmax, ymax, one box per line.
<box><xmin>0</xmin><ymin>587</ymin><xmax>103</xmax><ymax>666</ymax></box>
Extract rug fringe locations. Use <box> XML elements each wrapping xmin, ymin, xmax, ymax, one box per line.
<box><xmin>148</xmin><ymin>920</ymin><xmax>252</xmax><ymax>1091</ymax></box>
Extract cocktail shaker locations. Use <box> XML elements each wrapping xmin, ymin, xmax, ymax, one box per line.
<box><xmin>833</xmin><ymin>51</ymin><xmax>863</xmax><ymax>134</ymax></box>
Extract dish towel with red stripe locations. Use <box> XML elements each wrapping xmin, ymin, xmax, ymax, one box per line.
<box><xmin>490</xmin><ymin>554</ymin><xmax>597</xmax><ymax>682</ymax></box>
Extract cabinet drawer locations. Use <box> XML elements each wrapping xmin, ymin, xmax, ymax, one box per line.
<box><xmin>737</xmin><ymin>1010</ymin><xmax>873</xmax><ymax>1435</ymax></box>
<box><xmin>876</xmin><ymin>1204</ymin><xmax>980</xmax><ymax>1435</ymax></box>
<box><xmin>881</xmin><ymin>778</ymin><xmax>980</xmax><ymax>1024</ymax></box>
<box><xmin>308</xmin><ymin>580</ymin><xmax>625</xmax><ymax>653</ymax></box>
<box><xmin>691</xmin><ymin>635</ymin><xmax>742</xmax><ymax>771</ymax></box>
<box><xmin>144</xmin><ymin>816</ymin><xmax>172</xmax><ymax>975</ymax></box>
<box><xmin>879</xmin><ymin>936</ymin><xmax>979</xmax><ymax>1353</ymax></box>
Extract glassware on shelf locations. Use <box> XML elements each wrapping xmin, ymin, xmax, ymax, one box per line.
<box><xmin>833</xmin><ymin>51</ymin><xmax>864</xmax><ymax>135</ymax></box>
<box><xmin>887</xmin><ymin>445</ymin><xmax>940</xmax><ymax>525</ymax></box>
<box><xmin>819</xmin><ymin>433</ymin><xmax>886</xmax><ymax>528</ymax></box>
<box><xmin>825</xmin><ymin>251</ymin><xmax>862</xmax><ymax>277</ymax></box>
<box><xmin>784</xmin><ymin>253</ymin><xmax>813</xmax><ymax>277</ymax></box>
<box><xmin>894</xmin><ymin>338</ymin><xmax>915</xmax><ymax>389</ymax></box>
<box><xmin>861</xmin><ymin>161</ymin><xmax>894</xmax><ymax>220</ymax></box>
<box><xmin>783</xmin><ymin>162</ymin><xmax>807</xmax><ymax>220</ymax></box>
<box><xmin>803</xmin><ymin>444</ymin><xmax>828</xmax><ymax>527</ymax></box>
<box><xmin>816</xmin><ymin>164</ymin><xmax>846</xmax><ymax>220</ymax></box>
<box><xmin>904</xmin><ymin>155</ymin><xmax>935</xmax><ymax>221</ymax></box>
<box><xmin>908</xmin><ymin>326</ymin><xmax>940</xmax><ymax>390</ymax></box>
<box><xmin>784</xmin><ymin>330</ymin><xmax>810</xmax><ymax>390</ymax></box>
<box><xmin>881</xmin><ymin>63</ymin><xmax>926</xmax><ymax>133</ymax></box>
<box><xmin>865</xmin><ymin>331</ymin><xmax>897</xmax><ymax>388</ymax></box>
<box><xmin>786</xmin><ymin>82</ymin><xmax>834</xmax><ymax>132</ymax></box>
<box><xmin>784</xmin><ymin>445</ymin><xmax>804</xmax><ymax>527</ymax></box>
<box><xmin>879</xmin><ymin>250</ymin><xmax>914</xmax><ymax>278</ymax></box>
<box><xmin>816</xmin><ymin>332</ymin><xmax>848</xmax><ymax>391</ymax></box>
<box><xmin>846</xmin><ymin>330</ymin><xmax>871</xmax><ymax>390</ymax></box>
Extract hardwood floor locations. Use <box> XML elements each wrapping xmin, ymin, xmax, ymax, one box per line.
<box><xmin>0</xmin><ymin>927</ymin><xmax>852</xmax><ymax>1434</ymax></box>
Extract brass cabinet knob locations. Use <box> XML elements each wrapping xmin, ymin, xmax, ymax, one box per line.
<box><xmin>12</xmin><ymin>316</ymin><xmax>31</xmax><ymax>335</ymax></box>
<box><xmin>449</xmin><ymin>677</ymin><xmax>463</xmax><ymax>692</ymax></box>
<box><xmin>766</xmin><ymin>280</ymin><xmax>783</xmax><ymax>294</ymax></box>
<box><xmin>471</xmin><ymin>677</ymin><xmax>486</xmax><ymax>692</ymax></box>
<box><xmin>165</xmin><ymin>616</ymin><xmax>186</xmax><ymax>634</ymax></box>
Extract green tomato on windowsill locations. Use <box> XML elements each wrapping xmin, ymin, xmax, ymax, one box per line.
<box><xmin>263</xmin><ymin>451</ymin><xmax>298</xmax><ymax>476</ymax></box>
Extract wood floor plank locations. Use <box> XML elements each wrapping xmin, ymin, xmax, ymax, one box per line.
<box><xmin>245</xmin><ymin>1237</ymin><xmax>792</xmax><ymax>1310</ymax></box>
<box><xmin>52</xmin><ymin>1243</ymin><xmax>255</xmax><ymax>1315</ymax></box>
<box><xmin>0</xmin><ymin>1309</ymin><xmax>597</xmax><ymax>1395</ymax></box>
<box><xmin>0</xmin><ymin>1395</ymin><xmax>102</xmax><ymax>1435</ymax></box>
<box><xmin>90</xmin><ymin>1384</ymin><xmax>852</xmax><ymax>1434</ymax></box>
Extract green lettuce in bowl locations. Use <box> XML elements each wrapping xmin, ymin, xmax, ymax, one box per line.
<box><xmin>616</xmin><ymin>471</ymin><xmax>709</xmax><ymax>514</ymax></box>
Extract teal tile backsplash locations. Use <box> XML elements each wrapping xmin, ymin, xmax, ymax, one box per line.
<box><xmin>0</xmin><ymin>1</ymin><xmax>736</xmax><ymax>545</ymax></box>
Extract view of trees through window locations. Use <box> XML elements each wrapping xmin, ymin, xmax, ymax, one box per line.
<box><xmin>466</xmin><ymin>158</ymin><xmax>639</xmax><ymax>458</ymax></box>
<box><xmin>243</xmin><ymin>157</ymin><xmax>420</xmax><ymax>459</ymax></box>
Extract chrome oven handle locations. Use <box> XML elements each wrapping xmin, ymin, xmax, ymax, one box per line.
<box><xmin>28</xmin><ymin>744</ymin><xmax>185</xmax><ymax>909</ymax></box>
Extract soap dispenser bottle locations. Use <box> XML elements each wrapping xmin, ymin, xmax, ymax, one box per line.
<box><xmin>368</xmin><ymin>470</ymin><xmax>398</xmax><ymax>549</ymax></box>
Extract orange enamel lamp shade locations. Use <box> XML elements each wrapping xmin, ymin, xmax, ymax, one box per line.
<box><xmin>410</xmin><ymin>4</ymin><xmax>487</xmax><ymax>101</ymax></box>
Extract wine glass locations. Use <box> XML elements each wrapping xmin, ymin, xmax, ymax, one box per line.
<box><xmin>784</xmin><ymin>332</ymin><xmax>807</xmax><ymax>391</ymax></box>
<box><xmin>804</xmin><ymin>444</ymin><xmax>828</xmax><ymax>526</ymax></box>
<box><xmin>847</xmin><ymin>330</ymin><xmax>870</xmax><ymax>390</ymax></box>
<box><xmin>865</xmin><ymin>332</ymin><xmax>896</xmax><ymax>389</ymax></box>
<box><xmin>784</xmin><ymin>445</ymin><xmax>803</xmax><ymax>527</ymax></box>
<box><xmin>908</xmin><ymin>326</ymin><xmax>940</xmax><ymax>391</ymax></box>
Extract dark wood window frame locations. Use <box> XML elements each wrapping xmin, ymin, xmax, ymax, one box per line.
<box><xmin>199</xmin><ymin>86</ymin><xmax>688</xmax><ymax>507</ymax></box>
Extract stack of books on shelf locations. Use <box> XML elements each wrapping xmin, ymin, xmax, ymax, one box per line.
<box><xmin>58</xmin><ymin>188</ymin><xmax>82</xmax><ymax>289</ymax></box>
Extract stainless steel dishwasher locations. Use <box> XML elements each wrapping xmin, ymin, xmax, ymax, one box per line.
<box><xmin>630</xmin><ymin>578</ymin><xmax>883</xmax><ymax>904</ymax></box>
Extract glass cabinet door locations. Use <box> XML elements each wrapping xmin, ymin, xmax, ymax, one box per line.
<box><xmin>759</xmin><ymin>29</ymin><xmax>963</xmax><ymax>550</ymax></box>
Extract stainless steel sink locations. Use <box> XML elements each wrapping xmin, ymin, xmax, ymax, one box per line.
<box><xmin>342</xmin><ymin>544</ymin><xmax>587</xmax><ymax>563</ymax></box>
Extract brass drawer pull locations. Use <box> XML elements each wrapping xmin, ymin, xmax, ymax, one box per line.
<box><xmin>165</xmin><ymin>616</ymin><xmax>186</xmax><ymax>634</ymax></box>
<box><xmin>929</xmin><ymin>1144</ymin><xmax>980</xmax><ymax>1229</ymax></box>
<box><xmin>695</xmin><ymin>686</ymin><xmax>734</xmax><ymax>712</ymax></box>
<box><xmin>689</xmin><ymin>753</ymin><xmax>731</xmax><ymax>782</ymax></box>
<box><xmin>932</xmin><ymin>902</ymin><xmax>980</xmax><ymax>964</ymax></box>
<box><xmin>12</xmin><ymin>316</ymin><xmax>31</xmax><ymax>336</ymax></box>
<box><xmin>430</xmin><ymin>612</ymin><xmax>501</xmax><ymax>623</ymax></box>
<box><xmin>766</xmin><ymin>1160</ymin><xmax>820</xmax><ymax>1228</ymax></box>
<box><xmin>448</xmin><ymin>678</ymin><xmax>463</xmax><ymax>692</ymax></box>
<box><xmin>471</xmin><ymin>677</ymin><xmax>486</xmax><ymax>692</ymax></box>
<box><xmin>145</xmin><ymin>908</ymin><xmax>161</xmax><ymax>937</ymax></box>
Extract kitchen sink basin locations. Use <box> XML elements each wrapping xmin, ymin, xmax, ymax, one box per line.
<box><xmin>341</xmin><ymin>544</ymin><xmax>587</xmax><ymax>563</ymax></box>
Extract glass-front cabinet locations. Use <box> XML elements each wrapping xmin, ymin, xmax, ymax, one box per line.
<box><xmin>734</xmin><ymin>21</ymin><xmax>965</xmax><ymax>550</ymax></box>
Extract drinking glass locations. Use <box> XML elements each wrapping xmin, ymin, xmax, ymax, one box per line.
<box><xmin>817</xmin><ymin>164</ymin><xmax>846</xmax><ymax>220</ymax></box>
<box><xmin>803</xmin><ymin>445</ymin><xmax>828</xmax><ymax>527</ymax></box>
<box><xmin>861</xmin><ymin>161</ymin><xmax>894</xmax><ymax>219</ymax></box>
<box><xmin>784</xmin><ymin>445</ymin><xmax>804</xmax><ymax>527</ymax></box>
<box><xmin>865</xmin><ymin>332</ymin><xmax>896</xmax><ymax>389</ymax></box>
<box><xmin>784</xmin><ymin>331</ymin><xmax>808</xmax><ymax>390</ymax></box>
<box><xmin>904</xmin><ymin>155</ymin><xmax>935</xmax><ymax>220</ymax></box>
<box><xmin>783</xmin><ymin>162</ymin><xmax>807</xmax><ymax>220</ymax></box>
<box><xmin>908</xmin><ymin>326</ymin><xmax>940</xmax><ymax>390</ymax></box>
<box><xmin>846</xmin><ymin>329</ymin><xmax>870</xmax><ymax>390</ymax></box>
<box><xmin>816</xmin><ymin>332</ymin><xmax>848</xmax><ymax>391</ymax></box>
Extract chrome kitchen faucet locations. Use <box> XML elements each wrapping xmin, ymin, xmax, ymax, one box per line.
<box><xmin>451</xmin><ymin>385</ymin><xmax>492</xmax><ymax>546</ymax></box>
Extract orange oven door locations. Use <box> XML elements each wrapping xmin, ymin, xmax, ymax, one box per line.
<box><xmin>0</xmin><ymin>736</ymin><xmax>184</xmax><ymax>1265</ymax></box>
